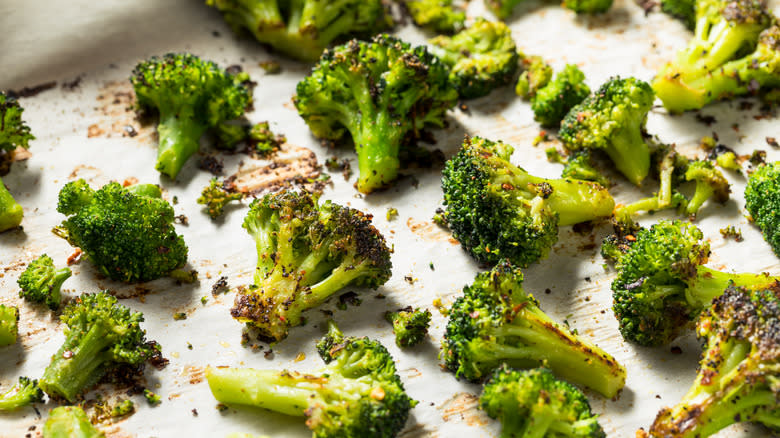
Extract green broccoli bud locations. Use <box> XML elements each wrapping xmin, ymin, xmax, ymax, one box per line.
<box><xmin>716</xmin><ymin>150</ymin><xmax>741</xmax><ymax>170</ymax></box>
<box><xmin>144</xmin><ymin>389</ymin><xmax>162</xmax><ymax>406</ymax></box>
<box><xmin>385</xmin><ymin>307</ymin><xmax>431</xmax><ymax>347</ymax></box>
<box><xmin>17</xmin><ymin>254</ymin><xmax>72</xmax><ymax>310</ymax></box>
<box><xmin>0</xmin><ymin>304</ymin><xmax>18</xmax><ymax>347</ymax></box>
<box><xmin>660</xmin><ymin>0</ymin><xmax>696</xmax><ymax>29</ymax></box>
<box><xmin>43</xmin><ymin>406</ymin><xmax>105</xmax><ymax>438</ymax></box>
<box><xmin>110</xmin><ymin>399</ymin><xmax>135</xmax><ymax>417</ymax></box>
<box><xmin>0</xmin><ymin>377</ymin><xmax>43</xmax><ymax>411</ymax></box>
<box><xmin>682</xmin><ymin>160</ymin><xmax>730</xmax><ymax>217</ymax></box>
<box><xmin>197</xmin><ymin>179</ymin><xmax>243</xmax><ymax>219</ymax></box>
<box><xmin>560</xmin><ymin>151</ymin><xmax>611</xmax><ymax>187</ymax></box>
<box><xmin>0</xmin><ymin>91</ymin><xmax>34</xmax><ymax>233</ymax></box>
<box><xmin>516</xmin><ymin>53</ymin><xmax>553</xmax><ymax>98</ymax></box>
<box><xmin>403</xmin><ymin>0</ymin><xmax>465</xmax><ymax>33</ymax></box>
<box><xmin>745</xmin><ymin>161</ymin><xmax>780</xmax><ymax>257</ymax></box>
<box><xmin>531</xmin><ymin>64</ymin><xmax>591</xmax><ymax>128</ymax></box>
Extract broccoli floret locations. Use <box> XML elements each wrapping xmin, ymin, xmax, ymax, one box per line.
<box><xmin>442</xmin><ymin>261</ymin><xmax>627</xmax><ymax>397</ymax></box>
<box><xmin>609</xmin><ymin>220</ymin><xmax>779</xmax><ymax>346</ymax></box>
<box><xmin>385</xmin><ymin>307</ymin><xmax>431</xmax><ymax>348</ymax></box>
<box><xmin>441</xmin><ymin>136</ymin><xmax>615</xmax><ymax>267</ymax></box>
<box><xmin>0</xmin><ymin>377</ymin><xmax>43</xmax><ymax>411</ymax></box>
<box><xmin>214</xmin><ymin>120</ymin><xmax>285</xmax><ymax>155</ymax></box>
<box><xmin>54</xmin><ymin>179</ymin><xmax>188</xmax><ymax>283</ymax></box>
<box><xmin>197</xmin><ymin>179</ymin><xmax>243</xmax><ymax>219</ymax></box>
<box><xmin>682</xmin><ymin>159</ymin><xmax>730</xmax><ymax>216</ymax></box>
<box><xmin>0</xmin><ymin>91</ymin><xmax>34</xmax><ymax>233</ymax></box>
<box><xmin>652</xmin><ymin>0</ymin><xmax>774</xmax><ymax>112</ymax></box>
<box><xmin>480</xmin><ymin>366</ymin><xmax>606</xmax><ymax>437</ymax></box>
<box><xmin>564</xmin><ymin>0</ymin><xmax>613</xmax><ymax>13</ymax></box>
<box><xmin>429</xmin><ymin>18</ymin><xmax>519</xmax><ymax>99</ymax></box>
<box><xmin>560</xmin><ymin>151</ymin><xmax>611</xmax><ymax>187</ymax></box>
<box><xmin>131</xmin><ymin>53</ymin><xmax>251</xmax><ymax>179</ymax></box>
<box><xmin>206</xmin><ymin>321</ymin><xmax>416</xmax><ymax>438</ymax></box>
<box><xmin>745</xmin><ymin>161</ymin><xmax>780</xmax><ymax>257</ymax></box>
<box><xmin>17</xmin><ymin>254</ymin><xmax>72</xmax><ymax>310</ymax></box>
<box><xmin>231</xmin><ymin>190</ymin><xmax>392</xmax><ymax>342</ymax></box>
<box><xmin>660</xmin><ymin>0</ymin><xmax>696</xmax><ymax>29</ymax></box>
<box><xmin>516</xmin><ymin>53</ymin><xmax>553</xmax><ymax>98</ymax></box>
<box><xmin>249</xmin><ymin>121</ymin><xmax>285</xmax><ymax>155</ymax></box>
<box><xmin>404</xmin><ymin>0</ymin><xmax>465</xmax><ymax>33</ymax></box>
<box><xmin>560</xmin><ymin>77</ymin><xmax>655</xmax><ymax>185</ymax></box>
<box><xmin>531</xmin><ymin>64</ymin><xmax>591</xmax><ymax>128</ymax></box>
<box><xmin>111</xmin><ymin>399</ymin><xmax>135</xmax><ymax>417</ymax></box>
<box><xmin>206</xmin><ymin>0</ymin><xmax>390</xmax><ymax>62</ymax></box>
<box><xmin>144</xmin><ymin>389</ymin><xmax>162</xmax><ymax>405</ymax></box>
<box><xmin>646</xmin><ymin>284</ymin><xmax>780</xmax><ymax>436</ymax></box>
<box><xmin>39</xmin><ymin>292</ymin><xmax>156</xmax><ymax>402</ymax></box>
<box><xmin>485</xmin><ymin>0</ymin><xmax>524</xmax><ymax>18</ymax></box>
<box><xmin>295</xmin><ymin>35</ymin><xmax>457</xmax><ymax>194</ymax></box>
<box><xmin>43</xmin><ymin>406</ymin><xmax>105</xmax><ymax>438</ymax></box>
<box><xmin>0</xmin><ymin>304</ymin><xmax>18</xmax><ymax>347</ymax></box>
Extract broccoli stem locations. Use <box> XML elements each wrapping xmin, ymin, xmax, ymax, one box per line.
<box><xmin>0</xmin><ymin>176</ymin><xmax>23</xmax><ymax>232</ymax></box>
<box><xmin>206</xmin><ymin>367</ymin><xmax>312</xmax><ymax>416</ymax></box>
<box><xmin>522</xmin><ymin>412</ymin><xmax>555</xmax><ymax>438</ymax></box>
<box><xmin>355</xmin><ymin>115</ymin><xmax>402</xmax><ymax>193</ymax></box>
<box><xmin>125</xmin><ymin>183</ymin><xmax>162</xmax><ymax>198</ymax></box>
<box><xmin>155</xmin><ymin>112</ymin><xmax>207</xmax><ymax>179</ymax></box>
<box><xmin>687</xmin><ymin>267</ymin><xmax>778</xmax><ymax>309</ymax></box>
<box><xmin>606</xmin><ymin>127</ymin><xmax>650</xmax><ymax>186</ymax></box>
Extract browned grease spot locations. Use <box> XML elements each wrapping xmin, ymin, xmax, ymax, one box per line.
<box><xmin>182</xmin><ymin>365</ymin><xmax>205</xmax><ymax>385</ymax></box>
<box><xmin>68</xmin><ymin>164</ymin><xmax>103</xmax><ymax>182</ymax></box>
<box><xmin>438</xmin><ymin>392</ymin><xmax>489</xmax><ymax>426</ymax></box>
<box><xmin>406</xmin><ymin>218</ymin><xmax>455</xmax><ymax>244</ymax></box>
<box><xmin>92</xmin><ymin>81</ymin><xmax>154</xmax><ymax>141</ymax></box>
<box><xmin>225</xmin><ymin>142</ymin><xmax>324</xmax><ymax>195</ymax></box>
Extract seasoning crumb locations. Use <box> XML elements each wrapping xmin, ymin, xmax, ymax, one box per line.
<box><xmin>173</xmin><ymin>312</ymin><xmax>187</xmax><ymax>321</ymax></box>
<box><xmin>211</xmin><ymin>276</ymin><xmax>229</xmax><ymax>296</ymax></box>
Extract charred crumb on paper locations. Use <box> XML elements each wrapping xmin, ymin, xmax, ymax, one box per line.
<box><xmin>7</xmin><ymin>81</ymin><xmax>57</xmax><ymax>98</ymax></box>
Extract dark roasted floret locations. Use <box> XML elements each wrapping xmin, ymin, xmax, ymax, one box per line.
<box><xmin>0</xmin><ymin>377</ymin><xmax>43</xmax><ymax>411</ymax></box>
<box><xmin>18</xmin><ymin>254</ymin><xmax>72</xmax><ymax>310</ymax></box>
<box><xmin>745</xmin><ymin>161</ymin><xmax>780</xmax><ymax>257</ymax></box>
<box><xmin>385</xmin><ymin>307</ymin><xmax>431</xmax><ymax>348</ymax></box>
<box><xmin>197</xmin><ymin>179</ymin><xmax>243</xmax><ymax>219</ymax></box>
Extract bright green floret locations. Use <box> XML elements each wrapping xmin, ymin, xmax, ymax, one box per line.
<box><xmin>429</xmin><ymin>18</ymin><xmax>519</xmax><ymax>99</ymax></box>
<box><xmin>18</xmin><ymin>254</ymin><xmax>72</xmax><ymax>310</ymax></box>
<box><xmin>131</xmin><ymin>53</ymin><xmax>251</xmax><ymax>179</ymax></box>
<box><xmin>661</xmin><ymin>0</ymin><xmax>696</xmax><ymax>29</ymax></box>
<box><xmin>39</xmin><ymin>292</ymin><xmax>156</xmax><ymax>402</ymax></box>
<box><xmin>560</xmin><ymin>77</ymin><xmax>655</xmax><ymax>185</ymax></box>
<box><xmin>442</xmin><ymin>261</ymin><xmax>627</xmax><ymax>397</ymax></box>
<box><xmin>43</xmin><ymin>406</ymin><xmax>105</xmax><ymax>438</ymax></box>
<box><xmin>54</xmin><ymin>179</ymin><xmax>188</xmax><ymax>283</ymax></box>
<box><xmin>647</xmin><ymin>284</ymin><xmax>780</xmax><ymax>437</ymax></box>
<box><xmin>385</xmin><ymin>307</ymin><xmax>431</xmax><ymax>348</ymax></box>
<box><xmin>608</xmin><ymin>220</ymin><xmax>779</xmax><ymax>347</ymax></box>
<box><xmin>0</xmin><ymin>304</ymin><xmax>18</xmax><ymax>347</ymax></box>
<box><xmin>560</xmin><ymin>151</ymin><xmax>610</xmax><ymax>187</ymax></box>
<box><xmin>531</xmin><ymin>64</ymin><xmax>591</xmax><ymax>128</ymax></box>
<box><xmin>0</xmin><ymin>377</ymin><xmax>43</xmax><ymax>411</ymax></box>
<box><xmin>206</xmin><ymin>0</ymin><xmax>390</xmax><ymax>62</ymax></box>
<box><xmin>197</xmin><ymin>179</ymin><xmax>243</xmax><ymax>219</ymax></box>
<box><xmin>441</xmin><ymin>136</ymin><xmax>615</xmax><ymax>267</ymax></box>
<box><xmin>111</xmin><ymin>399</ymin><xmax>135</xmax><ymax>417</ymax></box>
<box><xmin>480</xmin><ymin>366</ymin><xmax>606</xmax><ymax>438</ymax></box>
<box><xmin>0</xmin><ymin>91</ymin><xmax>34</xmax><ymax>233</ymax></box>
<box><xmin>206</xmin><ymin>321</ymin><xmax>416</xmax><ymax>438</ymax></box>
<box><xmin>516</xmin><ymin>53</ymin><xmax>553</xmax><ymax>98</ymax></box>
<box><xmin>295</xmin><ymin>34</ymin><xmax>457</xmax><ymax>193</ymax></box>
<box><xmin>404</xmin><ymin>0</ymin><xmax>465</xmax><ymax>33</ymax></box>
<box><xmin>652</xmin><ymin>0</ymin><xmax>775</xmax><ymax>112</ymax></box>
<box><xmin>144</xmin><ymin>389</ymin><xmax>161</xmax><ymax>405</ymax></box>
<box><xmin>745</xmin><ymin>161</ymin><xmax>780</xmax><ymax>257</ymax></box>
<box><xmin>231</xmin><ymin>190</ymin><xmax>392</xmax><ymax>342</ymax></box>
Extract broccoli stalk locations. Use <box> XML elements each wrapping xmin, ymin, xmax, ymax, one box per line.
<box><xmin>442</xmin><ymin>261</ymin><xmax>627</xmax><ymax>398</ymax></box>
<box><xmin>385</xmin><ymin>307</ymin><xmax>432</xmax><ymax>348</ymax></box>
<box><xmin>197</xmin><ymin>179</ymin><xmax>243</xmax><ymax>219</ymax></box>
<box><xmin>43</xmin><ymin>406</ymin><xmax>105</xmax><ymax>438</ymax></box>
<box><xmin>0</xmin><ymin>91</ymin><xmax>35</xmax><ymax>233</ymax></box>
<box><xmin>0</xmin><ymin>304</ymin><xmax>18</xmax><ymax>347</ymax></box>
<box><xmin>39</xmin><ymin>292</ymin><xmax>155</xmax><ymax>402</ymax></box>
<box><xmin>18</xmin><ymin>254</ymin><xmax>72</xmax><ymax>310</ymax></box>
<box><xmin>745</xmin><ymin>161</ymin><xmax>780</xmax><ymax>257</ymax></box>
<box><xmin>0</xmin><ymin>377</ymin><xmax>44</xmax><ymax>411</ymax></box>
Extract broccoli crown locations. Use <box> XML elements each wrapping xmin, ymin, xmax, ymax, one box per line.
<box><xmin>55</xmin><ymin>179</ymin><xmax>188</xmax><ymax>283</ymax></box>
<box><xmin>43</xmin><ymin>406</ymin><xmax>105</xmax><ymax>438</ymax></box>
<box><xmin>485</xmin><ymin>0</ymin><xmax>525</xmax><ymax>19</ymax></box>
<box><xmin>0</xmin><ymin>91</ymin><xmax>34</xmax><ymax>153</ymax></box>
<box><xmin>531</xmin><ymin>64</ymin><xmax>591</xmax><ymax>128</ymax></box>
<box><xmin>197</xmin><ymin>179</ymin><xmax>243</xmax><ymax>219</ymax></box>
<box><xmin>404</xmin><ymin>0</ymin><xmax>465</xmax><ymax>33</ymax></box>
<box><xmin>206</xmin><ymin>322</ymin><xmax>415</xmax><ymax>438</ymax></box>
<box><xmin>207</xmin><ymin>0</ymin><xmax>390</xmax><ymax>62</ymax></box>
<box><xmin>231</xmin><ymin>190</ymin><xmax>392</xmax><ymax>342</ymax></box>
<box><xmin>560</xmin><ymin>151</ymin><xmax>610</xmax><ymax>188</ymax></box>
<box><xmin>385</xmin><ymin>307</ymin><xmax>432</xmax><ymax>348</ymax></box>
<box><xmin>516</xmin><ymin>53</ymin><xmax>553</xmax><ymax>98</ymax></box>
<box><xmin>480</xmin><ymin>366</ymin><xmax>606</xmax><ymax>438</ymax></box>
<box><xmin>661</xmin><ymin>0</ymin><xmax>696</xmax><ymax>29</ymax></box>
<box><xmin>131</xmin><ymin>53</ymin><xmax>250</xmax><ymax>178</ymax></box>
<box><xmin>295</xmin><ymin>34</ymin><xmax>457</xmax><ymax>193</ymax></box>
<box><xmin>563</xmin><ymin>0</ymin><xmax>613</xmax><ymax>13</ymax></box>
<box><xmin>0</xmin><ymin>377</ymin><xmax>44</xmax><ymax>412</ymax></box>
<box><xmin>441</xmin><ymin>136</ymin><xmax>614</xmax><ymax>267</ymax></box>
<box><xmin>682</xmin><ymin>159</ymin><xmax>731</xmax><ymax>217</ymax></box>
<box><xmin>648</xmin><ymin>284</ymin><xmax>780</xmax><ymax>437</ymax></box>
<box><xmin>560</xmin><ymin>77</ymin><xmax>654</xmax><ymax>185</ymax></box>
<box><xmin>0</xmin><ymin>304</ymin><xmax>18</xmax><ymax>347</ymax></box>
<box><xmin>17</xmin><ymin>254</ymin><xmax>72</xmax><ymax>310</ymax></box>
<box><xmin>39</xmin><ymin>292</ymin><xmax>155</xmax><ymax>402</ymax></box>
<box><xmin>442</xmin><ymin>260</ymin><xmax>627</xmax><ymax>397</ymax></box>
<box><xmin>429</xmin><ymin>18</ymin><xmax>519</xmax><ymax>99</ymax></box>
<box><xmin>745</xmin><ymin>161</ymin><xmax>780</xmax><ymax>257</ymax></box>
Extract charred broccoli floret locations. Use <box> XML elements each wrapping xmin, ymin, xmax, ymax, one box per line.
<box><xmin>0</xmin><ymin>304</ymin><xmax>18</xmax><ymax>347</ymax></box>
<box><xmin>441</xmin><ymin>136</ymin><xmax>615</xmax><ymax>267</ymax></box>
<box><xmin>652</xmin><ymin>0</ymin><xmax>775</xmax><ymax>112</ymax></box>
<box><xmin>560</xmin><ymin>77</ymin><xmax>655</xmax><ymax>185</ymax></box>
<box><xmin>516</xmin><ymin>53</ymin><xmax>553</xmax><ymax>98</ymax></box>
<box><xmin>609</xmin><ymin>220</ymin><xmax>779</xmax><ymax>346</ymax></box>
<box><xmin>206</xmin><ymin>0</ymin><xmax>390</xmax><ymax>62</ymax></box>
<box><xmin>131</xmin><ymin>53</ymin><xmax>251</xmax><ymax>179</ymax></box>
<box><xmin>442</xmin><ymin>261</ymin><xmax>627</xmax><ymax>397</ymax></box>
<box><xmin>385</xmin><ymin>307</ymin><xmax>431</xmax><ymax>348</ymax></box>
<box><xmin>480</xmin><ymin>366</ymin><xmax>606</xmax><ymax>437</ymax></box>
<box><xmin>54</xmin><ymin>179</ymin><xmax>188</xmax><ymax>283</ymax></box>
<box><xmin>231</xmin><ymin>190</ymin><xmax>392</xmax><ymax>342</ymax></box>
<box><xmin>403</xmin><ymin>0</ymin><xmax>465</xmax><ymax>33</ymax></box>
<box><xmin>295</xmin><ymin>35</ymin><xmax>457</xmax><ymax>193</ymax></box>
<box><xmin>646</xmin><ymin>284</ymin><xmax>780</xmax><ymax>437</ymax></box>
<box><xmin>531</xmin><ymin>64</ymin><xmax>591</xmax><ymax>128</ymax></box>
<box><xmin>43</xmin><ymin>406</ymin><xmax>105</xmax><ymax>438</ymax></box>
<box><xmin>206</xmin><ymin>321</ymin><xmax>416</xmax><ymax>438</ymax></box>
<box><xmin>215</xmin><ymin>120</ymin><xmax>285</xmax><ymax>155</ymax></box>
<box><xmin>39</xmin><ymin>292</ymin><xmax>156</xmax><ymax>402</ymax></box>
<box><xmin>197</xmin><ymin>179</ymin><xmax>243</xmax><ymax>219</ymax></box>
<box><xmin>17</xmin><ymin>254</ymin><xmax>72</xmax><ymax>310</ymax></box>
<box><xmin>745</xmin><ymin>161</ymin><xmax>780</xmax><ymax>257</ymax></box>
<box><xmin>0</xmin><ymin>91</ymin><xmax>34</xmax><ymax>233</ymax></box>
<box><xmin>428</xmin><ymin>18</ymin><xmax>519</xmax><ymax>99</ymax></box>
<box><xmin>0</xmin><ymin>377</ymin><xmax>43</xmax><ymax>411</ymax></box>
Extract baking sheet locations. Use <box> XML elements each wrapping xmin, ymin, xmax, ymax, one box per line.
<box><xmin>1</xmin><ymin>0</ymin><xmax>780</xmax><ymax>436</ymax></box>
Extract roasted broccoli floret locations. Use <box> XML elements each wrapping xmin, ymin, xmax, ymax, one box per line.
<box><xmin>0</xmin><ymin>304</ymin><xmax>18</xmax><ymax>347</ymax></box>
<box><xmin>43</xmin><ymin>406</ymin><xmax>105</xmax><ymax>438</ymax></box>
<box><xmin>385</xmin><ymin>307</ymin><xmax>431</xmax><ymax>348</ymax></box>
<box><xmin>54</xmin><ymin>179</ymin><xmax>188</xmax><ymax>283</ymax></box>
<box><xmin>428</xmin><ymin>19</ymin><xmax>519</xmax><ymax>99</ymax></box>
<box><xmin>609</xmin><ymin>220</ymin><xmax>779</xmax><ymax>346</ymax></box>
<box><xmin>560</xmin><ymin>151</ymin><xmax>610</xmax><ymax>187</ymax></box>
<box><xmin>516</xmin><ymin>53</ymin><xmax>553</xmax><ymax>98</ymax></box>
<box><xmin>206</xmin><ymin>321</ymin><xmax>416</xmax><ymax>438</ymax></box>
<box><xmin>39</xmin><ymin>292</ymin><xmax>156</xmax><ymax>402</ymax></box>
<box><xmin>660</xmin><ymin>0</ymin><xmax>696</xmax><ymax>29</ymax></box>
<box><xmin>442</xmin><ymin>261</ymin><xmax>627</xmax><ymax>397</ymax></box>
<box><xmin>295</xmin><ymin>35</ymin><xmax>457</xmax><ymax>193</ymax></box>
<box><xmin>560</xmin><ymin>77</ymin><xmax>655</xmax><ymax>185</ymax></box>
<box><xmin>403</xmin><ymin>0</ymin><xmax>465</xmax><ymax>33</ymax></box>
<box><xmin>231</xmin><ymin>190</ymin><xmax>392</xmax><ymax>342</ymax></box>
<box><xmin>17</xmin><ymin>254</ymin><xmax>72</xmax><ymax>310</ymax></box>
<box><xmin>131</xmin><ymin>53</ymin><xmax>251</xmax><ymax>179</ymax></box>
<box><xmin>487</xmin><ymin>0</ymin><xmax>611</xmax><ymax>18</ymax></box>
<box><xmin>206</xmin><ymin>0</ymin><xmax>390</xmax><ymax>62</ymax></box>
<box><xmin>745</xmin><ymin>161</ymin><xmax>780</xmax><ymax>257</ymax></box>
<box><xmin>441</xmin><ymin>136</ymin><xmax>615</xmax><ymax>267</ymax></box>
<box><xmin>0</xmin><ymin>91</ymin><xmax>34</xmax><ymax>233</ymax></box>
<box><xmin>652</xmin><ymin>0</ymin><xmax>775</xmax><ymax>112</ymax></box>
<box><xmin>0</xmin><ymin>377</ymin><xmax>43</xmax><ymax>411</ymax></box>
<box><xmin>531</xmin><ymin>64</ymin><xmax>591</xmax><ymax>128</ymax></box>
<box><xmin>215</xmin><ymin>120</ymin><xmax>285</xmax><ymax>155</ymax></box>
<box><xmin>682</xmin><ymin>159</ymin><xmax>730</xmax><ymax>216</ymax></box>
<box><xmin>480</xmin><ymin>366</ymin><xmax>606</xmax><ymax>438</ymax></box>
<box><xmin>646</xmin><ymin>284</ymin><xmax>780</xmax><ymax>437</ymax></box>
<box><xmin>197</xmin><ymin>179</ymin><xmax>243</xmax><ymax>219</ymax></box>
